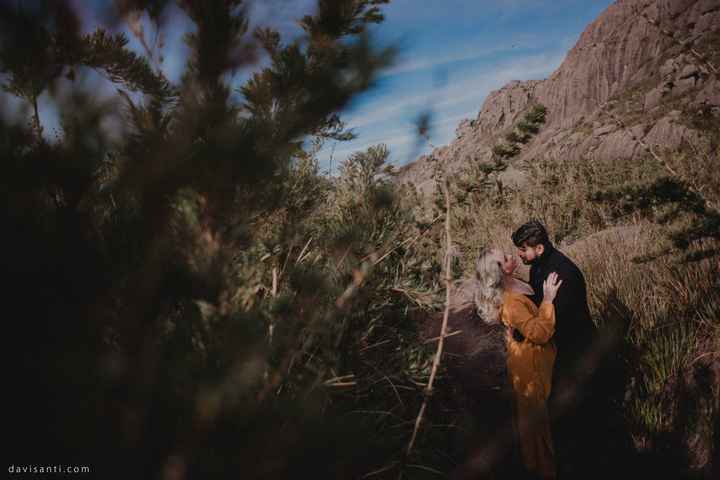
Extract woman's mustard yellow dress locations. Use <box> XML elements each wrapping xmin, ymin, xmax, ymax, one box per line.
<box><xmin>501</xmin><ymin>291</ymin><xmax>557</xmax><ymax>479</ymax></box>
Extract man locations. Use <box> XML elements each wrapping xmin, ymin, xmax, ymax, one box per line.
<box><xmin>511</xmin><ymin>219</ymin><xmax>598</xmax><ymax>477</ymax></box>
<box><xmin>511</xmin><ymin>220</ymin><xmax>595</xmax><ymax>379</ymax></box>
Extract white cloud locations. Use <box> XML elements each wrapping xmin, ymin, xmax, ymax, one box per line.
<box><xmin>318</xmin><ymin>50</ymin><xmax>565</xmax><ymax>169</ymax></box>
<box><xmin>348</xmin><ymin>50</ymin><xmax>562</xmax><ymax>128</ymax></box>
<box><xmin>431</xmin><ymin>52</ymin><xmax>564</xmax><ymax>110</ymax></box>
<box><xmin>382</xmin><ymin>35</ymin><xmax>538</xmax><ymax>77</ymax></box>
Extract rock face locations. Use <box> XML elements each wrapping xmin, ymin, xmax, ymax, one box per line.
<box><xmin>398</xmin><ymin>0</ymin><xmax>720</xmax><ymax>194</ymax></box>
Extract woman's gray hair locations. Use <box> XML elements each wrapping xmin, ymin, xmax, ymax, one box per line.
<box><xmin>474</xmin><ymin>248</ymin><xmax>503</xmax><ymax>324</ymax></box>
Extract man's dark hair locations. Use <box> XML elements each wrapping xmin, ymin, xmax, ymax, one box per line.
<box><xmin>512</xmin><ymin>219</ymin><xmax>551</xmax><ymax>248</ymax></box>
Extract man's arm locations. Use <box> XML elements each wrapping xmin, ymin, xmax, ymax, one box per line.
<box><xmin>553</xmin><ymin>269</ymin><xmax>579</xmax><ymax>322</ymax></box>
<box><xmin>553</xmin><ymin>264</ymin><xmax>594</xmax><ymax>351</ymax></box>
<box><xmin>528</xmin><ymin>264</ymin><xmax>544</xmax><ymax>306</ymax></box>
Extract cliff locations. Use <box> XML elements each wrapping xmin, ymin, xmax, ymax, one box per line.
<box><xmin>398</xmin><ymin>0</ymin><xmax>720</xmax><ymax>194</ymax></box>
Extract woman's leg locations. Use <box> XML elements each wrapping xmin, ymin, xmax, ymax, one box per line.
<box><xmin>515</xmin><ymin>391</ymin><xmax>556</xmax><ymax>479</ymax></box>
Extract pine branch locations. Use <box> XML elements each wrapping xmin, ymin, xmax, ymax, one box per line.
<box><xmin>80</xmin><ymin>29</ymin><xmax>175</xmax><ymax>100</ymax></box>
<box><xmin>300</xmin><ymin>0</ymin><xmax>390</xmax><ymax>37</ymax></box>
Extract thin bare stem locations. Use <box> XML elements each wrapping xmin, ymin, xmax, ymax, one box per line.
<box><xmin>335</xmin><ymin>262</ymin><xmax>371</xmax><ymax>309</ymax></box>
<box><xmin>264</xmin><ymin>267</ymin><xmax>279</xmax><ymax>383</ymax></box>
<box><xmin>336</xmin><ymin>245</ymin><xmax>353</xmax><ymax>269</ymax></box>
<box><xmin>323</xmin><ymin>374</ymin><xmax>355</xmax><ymax>384</ymax></box>
<box><xmin>362</xmin><ymin>461</ymin><xmax>399</xmax><ymax>478</ymax></box>
<box><xmin>295</xmin><ymin>236</ymin><xmax>314</xmax><ymax>264</ymax></box>
<box><xmin>423</xmin><ymin>329</ymin><xmax>462</xmax><ymax>344</ymax></box>
<box><xmin>406</xmin><ymin>463</ymin><xmax>445</xmax><ymax>476</ymax></box>
<box><xmin>271</xmin><ymin>267</ymin><xmax>278</xmax><ymax>297</ymax></box>
<box><xmin>31</xmin><ymin>94</ymin><xmax>43</xmax><ymax>139</ymax></box>
<box><xmin>359</xmin><ymin>339</ymin><xmax>391</xmax><ymax>352</ymax></box>
<box><xmin>324</xmin><ymin>381</ymin><xmax>356</xmax><ymax>387</ymax></box>
<box><xmin>280</xmin><ymin>243</ymin><xmax>294</xmax><ymax>278</ymax></box>
<box><xmin>405</xmin><ymin>178</ymin><xmax>453</xmax><ymax>457</ymax></box>
<box><xmin>268</xmin><ymin>267</ymin><xmax>278</xmax><ymax>342</ymax></box>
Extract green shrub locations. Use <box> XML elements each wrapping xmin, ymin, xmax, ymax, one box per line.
<box><xmin>505</xmin><ymin>129</ymin><xmax>532</xmax><ymax>144</ymax></box>
<box><xmin>492</xmin><ymin>142</ymin><xmax>521</xmax><ymax>158</ymax></box>
<box><xmin>517</xmin><ymin>118</ymin><xmax>540</xmax><ymax>134</ymax></box>
<box><xmin>524</xmin><ymin>104</ymin><xmax>547</xmax><ymax>124</ymax></box>
<box><xmin>493</xmin><ymin>104</ymin><xmax>547</xmax><ymax>158</ymax></box>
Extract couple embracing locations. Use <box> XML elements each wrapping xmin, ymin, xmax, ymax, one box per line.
<box><xmin>473</xmin><ymin>220</ymin><xmax>596</xmax><ymax>479</ymax></box>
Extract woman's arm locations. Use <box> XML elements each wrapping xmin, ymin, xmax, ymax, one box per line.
<box><xmin>506</xmin><ymin>298</ymin><xmax>555</xmax><ymax>345</ymax></box>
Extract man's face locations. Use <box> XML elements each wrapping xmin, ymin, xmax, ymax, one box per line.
<box><xmin>517</xmin><ymin>242</ymin><xmax>544</xmax><ymax>265</ymax></box>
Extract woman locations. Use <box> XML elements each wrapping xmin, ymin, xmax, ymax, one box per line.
<box><xmin>474</xmin><ymin>248</ymin><xmax>562</xmax><ymax>479</ymax></box>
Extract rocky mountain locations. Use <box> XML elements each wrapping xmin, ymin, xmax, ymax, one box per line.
<box><xmin>398</xmin><ymin>0</ymin><xmax>720</xmax><ymax>195</ymax></box>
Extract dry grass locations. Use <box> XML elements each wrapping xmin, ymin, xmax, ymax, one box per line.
<box><xmin>568</xmin><ymin>225</ymin><xmax>718</xmax><ymax>466</ymax></box>
<box><xmin>441</xmin><ymin>143</ymin><xmax>719</xmax><ymax>472</ymax></box>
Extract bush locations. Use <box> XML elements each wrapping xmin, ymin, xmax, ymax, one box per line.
<box><xmin>524</xmin><ymin>104</ymin><xmax>547</xmax><ymax>124</ymax></box>
<box><xmin>492</xmin><ymin>142</ymin><xmax>521</xmax><ymax>158</ymax></box>
<box><xmin>517</xmin><ymin>119</ymin><xmax>541</xmax><ymax>134</ymax></box>
<box><xmin>505</xmin><ymin>129</ymin><xmax>532</xmax><ymax>144</ymax></box>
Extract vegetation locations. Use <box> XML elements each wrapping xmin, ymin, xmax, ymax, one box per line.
<box><xmin>2</xmin><ymin>1</ymin><xmax>717</xmax><ymax>479</ymax></box>
<box><xmin>492</xmin><ymin>103</ymin><xmax>547</xmax><ymax>159</ymax></box>
<box><xmin>448</xmin><ymin>130</ymin><xmax>719</xmax><ymax>476</ymax></box>
<box><xmin>1</xmin><ymin>1</ymin><xmax>447</xmax><ymax>478</ymax></box>
<box><xmin>492</xmin><ymin>141</ymin><xmax>521</xmax><ymax>159</ymax></box>
<box><xmin>593</xmin><ymin>107</ymin><xmax>720</xmax><ymax>261</ymax></box>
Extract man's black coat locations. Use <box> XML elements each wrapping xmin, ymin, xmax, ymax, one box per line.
<box><xmin>527</xmin><ymin>244</ymin><xmax>596</xmax><ymax>377</ymax></box>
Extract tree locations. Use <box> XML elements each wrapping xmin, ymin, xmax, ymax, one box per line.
<box><xmin>2</xmin><ymin>2</ymin><xmax>415</xmax><ymax>478</ymax></box>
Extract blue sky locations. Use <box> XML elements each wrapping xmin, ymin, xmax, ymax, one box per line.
<box><xmin>322</xmin><ymin>0</ymin><xmax>616</xmax><ymax>171</ymax></box>
<box><xmin>3</xmin><ymin>0</ymin><xmax>615</xmax><ymax>171</ymax></box>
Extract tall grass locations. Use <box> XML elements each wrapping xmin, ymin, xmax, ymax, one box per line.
<box><xmin>443</xmin><ymin>147</ymin><xmax>719</xmax><ymax>473</ymax></box>
<box><xmin>567</xmin><ymin>227</ymin><xmax>718</xmax><ymax>455</ymax></box>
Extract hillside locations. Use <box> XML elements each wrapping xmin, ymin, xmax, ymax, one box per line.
<box><xmin>398</xmin><ymin>0</ymin><xmax>720</xmax><ymax>194</ymax></box>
